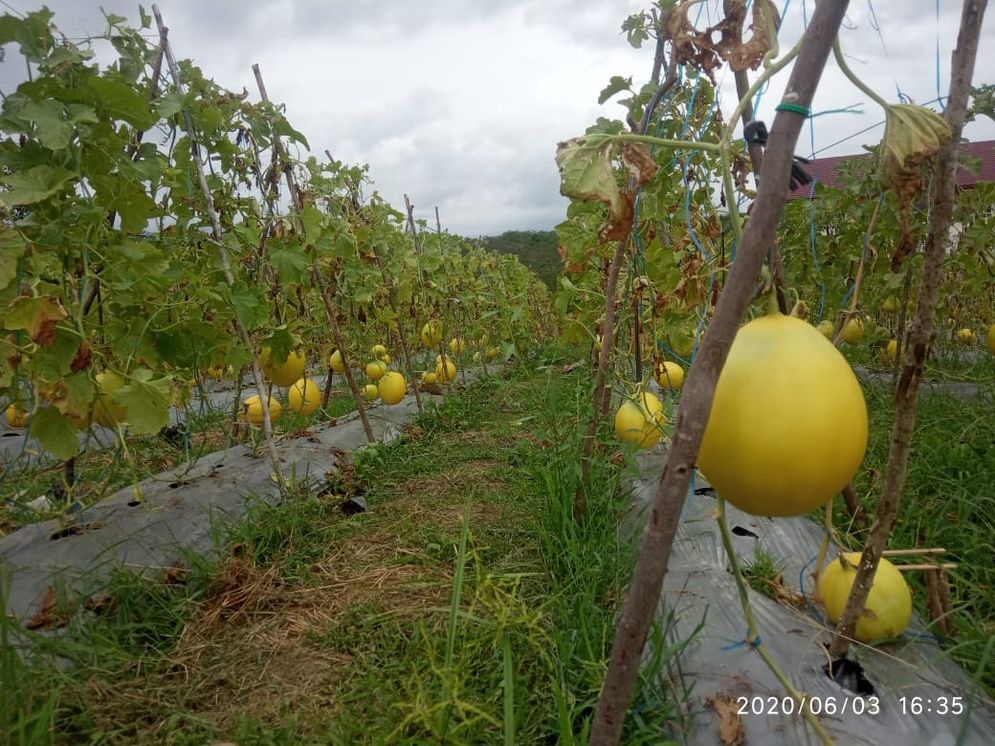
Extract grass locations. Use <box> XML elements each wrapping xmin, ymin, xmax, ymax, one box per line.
<box><xmin>741</xmin><ymin>546</ymin><xmax>785</xmax><ymax>600</ymax></box>
<box><xmin>839</xmin><ymin>373</ymin><xmax>995</xmax><ymax>694</ymax></box>
<box><xmin>843</xmin><ymin>334</ymin><xmax>995</xmax><ymax>384</ymax></box>
<box><xmin>0</xmin><ymin>350</ymin><xmax>691</xmax><ymax>744</ymax></box>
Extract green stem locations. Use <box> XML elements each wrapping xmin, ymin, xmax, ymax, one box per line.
<box><xmin>833</xmin><ymin>38</ymin><xmax>890</xmax><ymax>111</ymax></box>
<box><xmin>717</xmin><ymin>497</ymin><xmax>834</xmax><ymax>745</ymax></box>
<box><xmin>763</xmin><ymin>267</ymin><xmax>781</xmax><ymax>316</ymax></box>
<box><xmin>716</xmin><ymin>497</ymin><xmax>759</xmax><ymax>640</ymax></box>
<box><xmin>721</xmin><ymin>156</ymin><xmax>744</xmax><ymax>242</ymax></box>
<box><xmin>613</xmin><ymin>132</ymin><xmax>722</xmax><ymax>153</ymax></box>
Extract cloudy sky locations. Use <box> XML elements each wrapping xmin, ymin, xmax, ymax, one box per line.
<box><xmin>1</xmin><ymin>1</ymin><xmax>993</xmax><ymax>236</ymax></box>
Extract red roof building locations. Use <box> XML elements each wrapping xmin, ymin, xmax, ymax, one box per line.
<box><xmin>786</xmin><ymin>139</ymin><xmax>995</xmax><ymax>199</ymax></box>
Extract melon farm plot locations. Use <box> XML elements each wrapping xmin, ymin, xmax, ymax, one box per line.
<box><xmin>1</xmin><ymin>2</ymin><xmax>994</xmax><ymax>744</ymax></box>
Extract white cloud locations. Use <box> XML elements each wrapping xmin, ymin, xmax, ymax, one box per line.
<box><xmin>0</xmin><ymin>0</ymin><xmax>992</xmax><ymax>235</ymax></box>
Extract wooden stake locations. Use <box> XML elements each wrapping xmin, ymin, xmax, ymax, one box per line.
<box><xmin>251</xmin><ymin>64</ymin><xmax>376</xmax><ymax>441</ymax></box>
<box><xmin>829</xmin><ymin>0</ymin><xmax>987</xmax><ymax>659</ymax></box>
<box><xmin>895</xmin><ymin>563</ymin><xmax>958</xmax><ymax>572</ymax></box>
<box><xmin>152</xmin><ymin>5</ymin><xmax>286</xmax><ymax>496</ymax></box>
<box><xmin>591</xmin><ymin>3</ymin><xmax>850</xmax><ymax>741</ymax></box>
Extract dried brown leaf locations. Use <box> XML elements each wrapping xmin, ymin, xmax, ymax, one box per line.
<box><xmin>25</xmin><ymin>586</ymin><xmax>73</xmax><ymax>631</ymax></box>
<box><xmin>620</xmin><ymin>142</ymin><xmax>659</xmax><ymax>190</ymax></box>
<box><xmin>84</xmin><ymin>594</ymin><xmax>115</xmax><ymax>615</ymax></box>
<box><xmin>666</xmin><ymin>0</ymin><xmax>774</xmax><ymax>80</ymax></box>
<box><xmin>70</xmin><ymin>340</ymin><xmax>92</xmax><ymax>373</ymax></box>
<box><xmin>707</xmin><ymin>693</ymin><xmax>746</xmax><ymax>746</ymax></box>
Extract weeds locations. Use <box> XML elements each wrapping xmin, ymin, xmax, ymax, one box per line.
<box><xmin>845</xmin><ymin>381</ymin><xmax>995</xmax><ymax>694</ymax></box>
<box><xmin>1</xmin><ymin>352</ymin><xmax>694</xmax><ymax>742</ymax></box>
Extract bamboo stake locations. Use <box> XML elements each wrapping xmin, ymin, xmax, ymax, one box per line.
<box><xmin>722</xmin><ymin>0</ymin><xmax>789</xmax><ymax>314</ymax></box>
<box><xmin>590</xmin><ymin>3</ymin><xmax>850</xmax><ymax>741</ymax></box>
<box><xmin>68</xmin><ymin>37</ymin><xmax>170</xmax><ymax>493</ymax></box>
<box><xmin>312</xmin><ymin>265</ymin><xmax>376</xmax><ymax>442</ymax></box>
<box><xmin>577</xmin><ymin>38</ymin><xmax>684</xmax><ymax>526</ymax></box>
<box><xmin>934</xmin><ymin>569</ymin><xmax>955</xmax><ymax>637</ymax></box>
<box><xmin>370</xmin><ymin>247</ymin><xmax>423</xmax><ymax>411</ymax></box>
<box><xmin>881</xmin><ymin>548</ymin><xmax>946</xmax><ymax>556</ymax></box>
<box><xmin>251</xmin><ymin>64</ymin><xmax>376</xmax><ymax>440</ymax></box>
<box><xmin>151</xmin><ymin>5</ymin><xmax>286</xmax><ymax>495</ymax></box>
<box><xmin>895</xmin><ymin>563</ymin><xmax>958</xmax><ymax>572</ymax></box>
<box><xmin>829</xmin><ymin>0</ymin><xmax>987</xmax><ymax>659</ymax></box>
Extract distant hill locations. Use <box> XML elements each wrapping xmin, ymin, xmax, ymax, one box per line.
<box><xmin>478</xmin><ymin>230</ymin><xmax>559</xmax><ymax>290</ymax></box>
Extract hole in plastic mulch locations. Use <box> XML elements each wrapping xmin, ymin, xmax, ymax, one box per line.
<box><xmin>824</xmin><ymin>653</ymin><xmax>876</xmax><ymax>696</ymax></box>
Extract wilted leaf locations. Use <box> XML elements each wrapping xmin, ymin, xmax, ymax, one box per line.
<box><xmin>880</xmin><ymin>104</ymin><xmax>951</xmax><ymax>193</ymax></box>
<box><xmin>620</xmin><ymin>141</ymin><xmax>659</xmax><ymax>190</ymax></box>
<box><xmin>83</xmin><ymin>594</ymin><xmax>114</xmax><ymax>615</ymax></box>
<box><xmin>29</xmin><ymin>326</ymin><xmax>81</xmax><ymax>378</ymax></box>
<box><xmin>556</xmin><ymin>135</ymin><xmax>622</xmax><ymax>224</ymax></box>
<box><xmin>879</xmin><ymin>104</ymin><xmax>951</xmax><ymax>270</ymax></box>
<box><xmin>70</xmin><ymin>340</ymin><xmax>92</xmax><ymax>372</ymax></box>
<box><xmin>3</xmin><ymin>295</ymin><xmax>68</xmax><ymax>345</ymax></box>
<box><xmin>0</xmin><ymin>335</ymin><xmax>18</xmax><ymax>388</ymax></box>
<box><xmin>667</xmin><ymin>0</ymin><xmax>775</xmax><ymax>78</ymax></box>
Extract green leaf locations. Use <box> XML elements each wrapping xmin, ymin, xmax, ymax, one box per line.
<box><xmin>262</xmin><ymin>327</ymin><xmax>297</xmax><ymax>364</ymax></box>
<box><xmin>0</xmin><ymin>165</ymin><xmax>76</xmax><ymax>206</ymax></box>
<box><xmin>107</xmin><ymin>239</ymin><xmax>168</xmax><ymax>285</ymax></box>
<box><xmin>91</xmin><ymin>175</ymin><xmax>158</xmax><ymax>232</ymax></box>
<box><xmin>230</xmin><ymin>282</ymin><xmax>269</xmax><ymax>330</ymax></box>
<box><xmin>332</xmin><ymin>231</ymin><xmax>358</xmax><ymax>258</ymax></box>
<box><xmin>0</xmin><ymin>335</ymin><xmax>17</xmax><ymax>388</ymax></box>
<box><xmin>621</xmin><ymin>12</ymin><xmax>650</xmax><ymax>48</ymax></box>
<box><xmin>21</xmin><ymin>99</ymin><xmax>73</xmax><ymax>150</ymax></box>
<box><xmin>155</xmin><ymin>91</ymin><xmax>185</xmax><ymax>119</ymax></box>
<box><xmin>273</xmin><ymin>116</ymin><xmax>310</xmax><ymax>150</ymax></box>
<box><xmin>115</xmin><ymin>368</ymin><xmax>172</xmax><ymax>434</ymax></box>
<box><xmin>84</xmin><ymin>76</ymin><xmax>156</xmax><ymax>130</ymax></box>
<box><xmin>0</xmin><ymin>9</ymin><xmax>55</xmax><ymax>63</ymax></box>
<box><xmin>0</xmin><ymin>226</ymin><xmax>26</xmax><ymax>291</ymax></box>
<box><xmin>299</xmin><ymin>204</ymin><xmax>326</xmax><ymax>240</ymax></box>
<box><xmin>271</xmin><ymin>243</ymin><xmax>310</xmax><ymax>286</ymax></box>
<box><xmin>598</xmin><ymin>76</ymin><xmax>633</xmax><ymax>105</ymax></box>
<box><xmin>67</xmin><ymin>103</ymin><xmax>99</xmax><ymax>125</ymax></box>
<box><xmin>31</xmin><ymin>405</ymin><xmax>80</xmax><ymax>460</ymax></box>
<box><xmin>191</xmin><ymin>101</ymin><xmax>224</xmax><ymax>135</ymax></box>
